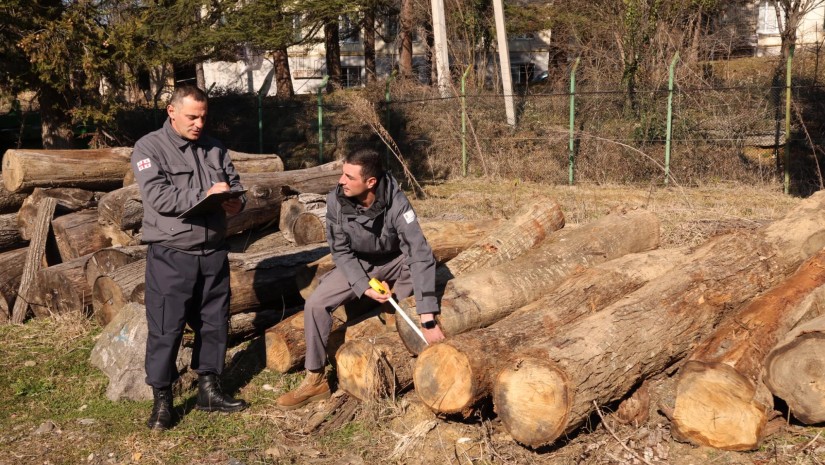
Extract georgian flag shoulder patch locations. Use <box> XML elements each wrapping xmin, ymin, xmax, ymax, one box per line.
<box><xmin>403</xmin><ymin>209</ymin><xmax>416</xmax><ymax>224</ymax></box>
<box><xmin>136</xmin><ymin>158</ymin><xmax>152</xmax><ymax>172</ymax></box>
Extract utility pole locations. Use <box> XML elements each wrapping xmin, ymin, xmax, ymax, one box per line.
<box><xmin>431</xmin><ymin>0</ymin><xmax>451</xmax><ymax>97</ymax></box>
<box><xmin>492</xmin><ymin>0</ymin><xmax>515</xmax><ymax>126</ymax></box>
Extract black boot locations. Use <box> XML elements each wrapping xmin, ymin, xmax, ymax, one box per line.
<box><xmin>147</xmin><ymin>387</ymin><xmax>173</xmax><ymax>430</ymax></box>
<box><xmin>195</xmin><ymin>374</ymin><xmax>248</xmax><ymax>413</ymax></box>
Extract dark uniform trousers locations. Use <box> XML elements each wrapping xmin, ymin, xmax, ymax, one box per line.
<box><xmin>304</xmin><ymin>253</ymin><xmax>414</xmax><ymax>371</ymax></box>
<box><xmin>144</xmin><ymin>244</ymin><xmax>230</xmax><ymax>389</ymax></box>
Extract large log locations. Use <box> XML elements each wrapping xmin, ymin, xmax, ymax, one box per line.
<box><xmin>414</xmin><ymin>248</ymin><xmax>689</xmax><ymax>415</ymax></box>
<box><xmin>279</xmin><ymin>194</ymin><xmax>327</xmax><ymax>244</ymax></box>
<box><xmin>28</xmin><ymin>253</ymin><xmax>93</xmax><ymax>317</ymax></box>
<box><xmin>97</xmin><ymin>184</ymin><xmax>142</xmax><ymax>232</ymax></box>
<box><xmin>0</xmin><ymin>173</ymin><xmax>27</xmax><ymax>213</ymax></box>
<box><xmin>335</xmin><ymin>332</ymin><xmax>416</xmax><ymax>401</ymax></box>
<box><xmin>83</xmin><ymin>245</ymin><xmax>148</xmax><ymax>288</ymax></box>
<box><xmin>17</xmin><ymin>187</ymin><xmax>97</xmax><ymax>240</ymax></box>
<box><xmin>0</xmin><ymin>247</ymin><xmax>28</xmax><ymax>321</ymax></box>
<box><xmin>227</xmin><ymin>229</ymin><xmax>291</xmax><ymax>253</ymax></box>
<box><xmin>103</xmin><ymin>160</ymin><xmax>341</xmax><ymax>237</ymax></box>
<box><xmin>228</xmin><ymin>243</ymin><xmax>330</xmax><ymax>313</ymax></box>
<box><xmin>398</xmin><ymin>209</ymin><xmax>661</xmax><ymax>355</ymax></box>
<box><xmin>123</xmin><ymin>151</ymin><xmax>285</xmax><ymax>186</ymax></box>
<box><xmin>296</xmin><ymin>219</ymin><xmax>504</xmax><ymax>300</ymax></box>
<box><xmin>764</xmin><ymin>314</ymin><xmax>825</xmax><ymax>424</ymax></box>
<box><xmin>52</xmin><ymin>209</ymin><xmax>115</xmax><ymax>261</ymax></box>
<box><xmin>227</xmin><ymin>306</ymin><xmax>302</xmax><ymax>345</ymax></box>
<box><xmin>2</xmin><ymin>148</ymin><xmax>132</xmax><ymax>193</ymax></box>
<box><xmin>227</xmin><ymin>162</ymin><xmax>341</xmax><ymax>236</ymax></box>
<box><xmin>92</xmin><ymin>259</ymin><xmax>146</xmax><ymax>325</ymax></box>
<box><xmin>0</xmin><ymin>212</ymin><xmax>25</xmax><ymax>251</ymax></box>
<box><xmin>11</xmin><ymin>197</ymin><xmax>57</xmax><ymax>323</ymax></box>
<box><xmin>671</xmin><ymin>249</ymin><xmax>825</xmax><ymax>450</ymax></box>
<box><xmin>490</xmin><ymin>192</ymin><xmax>825</xmax><ymax>448</ymax></box>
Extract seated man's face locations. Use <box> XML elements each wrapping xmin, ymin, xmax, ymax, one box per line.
<box><xmin>339</xmin><ymin>163</ymin><xmax>376</xmax><ymax>200</ymax></box>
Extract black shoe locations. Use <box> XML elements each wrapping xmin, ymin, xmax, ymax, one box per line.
<box><xmin>147</xmin><ymin>387</ymin><xmax>173</xmax><ymax>430</ymax></box>
<box><xmin>195</xmin><ymin>374</ymin><xmax>248</xmax><ymax>413</ymax></box>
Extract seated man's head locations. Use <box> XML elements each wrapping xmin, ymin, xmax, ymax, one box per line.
<box><xmin>339</xmin><ymin>149</ymin><xmax>384</xmax><ymax>203</ymax></box>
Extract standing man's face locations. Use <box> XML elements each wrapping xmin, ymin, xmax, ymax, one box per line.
<box><xmin>168</xmin><ymin>96</ymin><xmax>207</xmax><ymax>141</ymax></box>
<box><xmin>339</xmin><ymin>162</ymin><xmax>376</xmax><ymax>199</ymax></box>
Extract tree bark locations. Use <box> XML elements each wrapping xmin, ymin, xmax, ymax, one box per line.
<box><xmin>28</xmin><ymin>253</ymin><xmax>93</xmax><ymax>317</ymax></box>
<box><xmin>672</xmin><ymin>249</ymin><xmax>825</xmax><ymax>451</ymax></box>
<box><xmin>11</xmin><ymin>197</ymin><xmax>57</xmax><ymax>323</ymax></box>
<box><xmin>0</xmin><ymin>213</ymin><xmax>25</xmax><ymax>251</ymax></box>
<box><xmin>227</xmin><ymin>229</ymin><xmax>291</xmax><ymax>254</ymax></box>
<box><xmin>273</xmin><ymin>48</ymin><xmax>295</xmax><ymax>98</ymax></box>
<box><xmin>38</xmin><ymin>84</ymin><xmax>75</xmax><ymax>150</ymax></box>
<box><xmin>296</xmin><ymin>219</ymin><xmax>503</xmax><ymax>300</ymax></box>
<box><xmin>764</xmin><ymin>315</ymin><xmax>825</xmax><ymax>424</ymax></box>
<box><xmin>414</xmin><ymin>248</ymin><xmax>689</xmax><ymax>415</ymax></box>
<box><xmin>122</xmin><ymin>151</ymin><xmax>284</xmax><ymax>186</ymax></box>
<box><xmin>17</xmin><ymin>187</ymin><xmax>97</xmax><ymax>240</ymax></box>
<box><xmin>324</xmin><ymin>20</ymin><xmax>342</xmax><ymax>91</ymax></box>
<box><xmin>398</xmin><ymin>210</ymin><xmax>661</xmax><ymax>355</ymax></box>
<box><xmin>363</xmin><ymin>8</ymin><xmax>377</xmax><ymax>84</ymax></box>
<box><xmin>228</xmin><ymin>306</ymin><xmax>302</xmax><ymax>345</ymax></box>
<box><xmin>84</xmin><ymin>245</ymin><xmax>147</xmax><ymax>289</ymax></box>
<box><xmin>398</xmin><ymin>0</ymin><xmax>414</xmax><ymax>78</ymax></box>
<box><xmin>0</xmin><ymin>248</ymin><xmax>28</xmax><ymax>321</ymax></box>
<box><xmin>491</xmin><ymin>192</ymin><xmax>825</xmax><ymax>448</ymax></box>
<box><xmin>52</xmin><ymin>209</ymin><xmax>114</xmax><ymax>261</ymax></box>
<box><xmin>2</xmin><ymin>148</ymin><xmax>132</xmax><ymax>193</ymax></box>
<box><xmin>92</xmin><ymin>259</ymin><xmax>146</xmax><ymax>325</ymax></box>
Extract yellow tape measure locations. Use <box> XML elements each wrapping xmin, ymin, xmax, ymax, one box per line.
<box><xmin>368</xmin><ymin>278</ymin><xmax>388</xmax><ymax>295</ymax></box>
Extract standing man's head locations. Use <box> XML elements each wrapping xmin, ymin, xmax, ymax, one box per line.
<box><xmin>339</xmin><ymin>149</ymin><xmax>384</xmax><ymax>205</ymax></box>
<box><xmin>167</xmin><ymin>86</ymin><xmax>208</xmax><ymax>141</ymax></box>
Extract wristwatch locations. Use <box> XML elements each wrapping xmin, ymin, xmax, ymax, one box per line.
<box><xmin>421</xmin><ymin>319</ymin><xmax>437</xmax><ymax>330</ymax></box>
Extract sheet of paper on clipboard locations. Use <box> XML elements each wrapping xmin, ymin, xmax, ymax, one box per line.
<box><xmin>177</xmin><ymin>189</ymin><xmax>247</xmax><ymax>219</ymax></box>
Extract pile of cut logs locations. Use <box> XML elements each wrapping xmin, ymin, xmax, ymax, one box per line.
<box><xmin>7</xmin><ymin>147</ymin><xmax>825</xmax><ymax>453</ymax></box>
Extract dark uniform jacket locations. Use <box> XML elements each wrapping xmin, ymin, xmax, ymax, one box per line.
<box><xmin>132</xmin><ymin>119</ymin><xmax>244</xmax><ymax>253</ymax></box>
<box><xmin>326</xmin><ymin>173</ymin><xmax>438</xmax><ymax>314</ymax></box>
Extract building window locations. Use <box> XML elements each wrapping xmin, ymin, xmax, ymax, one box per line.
<box><xmin>293</xmin><ymin>15</ymin><xmax>303</xmax><ymax>42</ymax></box>
<box><xmin>340</xmin><ymin>15</ymin><xmax>360</xmax><ymax>43</ymax></box>
<box><xmin>510</xmin><ymin>63</ymin><xmax>535</xmax><ymax>86</ymax></box>
<box><xmin>383</xmin><ymin>15</ymin><xmax>399</xmax><ymax>41</ymax></box>
<box><xmin>510</xmin><ymin>32</ymin><xmax>536</xmax><ymax>41</ymax></box>
<box><xmin>757</xmin><ymin>0</ymin><xmax>784</xmax><ymax>35</ymax></box>
<box><xmin>341</xmin><ymin>66</ymin><xmax>363</xmax><ymax>87</ymax></box>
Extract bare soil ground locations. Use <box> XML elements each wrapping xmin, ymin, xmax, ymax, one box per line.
<box><xmin>2</xmin><ymin>180</ymin><xmax>824</xmax><ymax>465</ymax></box>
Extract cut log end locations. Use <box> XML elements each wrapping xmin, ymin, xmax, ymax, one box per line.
<box><xmin>765</xmin><ymin>335</ymin><xmax>825</xmax><ymax>424</ymax></box>
<box><xmin>492</xmin><ymin>357</ymin><xmax>571</xmax><ymax>448</ymax></box>
<box><xmin>92</xmin><ymin>276</ymin><xmax>127</xmax><ymax>326</ymax></box>
<box><xmin>2</xmin><ymin>157</ymin><xmax>23</xmax><ymax>192</ymax></box>
<box><xmin>414</xmin><ymin>343</ymin><xmax>475</xmax><ymax>413</ymax></box>
<box><xmin>335</xmin><ymin>339</ymin><xmax>392</xmax><ymax>402</ymax></box>
<box><xmin>264</xmin><ymin>330</ymin><xmax>297</xmax><ymax>373</ymax></box>
<box><xmin>672</xmin><ymin>361</ymin><xmax>768</xmax><ymax>451</ymax></box>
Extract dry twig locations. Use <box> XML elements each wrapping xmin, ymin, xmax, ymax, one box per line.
<box><xmin>593</xmin><ymin>400</ymin><xmax>654</xmax><ymax>465</ymax></box>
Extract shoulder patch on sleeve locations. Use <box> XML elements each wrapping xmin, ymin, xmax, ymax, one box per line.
<box><xmin>403</xmin><ymin>210</ymin><xmax>416</xmax><ymax>224</ymax></box>
<box><xmin>136</xmin><ymin>158</ymin><xmax>152</xmax><ymax>172</ymax></box>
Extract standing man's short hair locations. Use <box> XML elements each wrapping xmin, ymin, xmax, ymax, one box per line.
<box><xmin>170</xmin><ymin>85</ymin><xmax>208</xmax><ymax>107</ymax></box>
<box><xmin>344</xmin><ymin>149</ymin><xmax>384</xmax><ymax>181</ymax></box>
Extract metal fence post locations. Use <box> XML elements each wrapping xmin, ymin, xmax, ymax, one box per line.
<box><xmin>461</xmin><ymin>65</ymin><xmax>471</xmax><ymax>177</ymax></box>
<box><xmin>665</xmin><ymin>52</ymin><xmax>680</xmax><ymax>185</ymax></box>
<box><xmin>785</xmin><ymin>45</ymin><xmax>795</xmax><ymax>195</ymax></box>
<box><xmin>568</xmin><ymin>57</ymin><xmax>581</xmax><ymax>186</ymax></box>
<box><xmin>317</xmin><ymin>75</ymin><xmax>329</xmax><ymax>163</ymax></box>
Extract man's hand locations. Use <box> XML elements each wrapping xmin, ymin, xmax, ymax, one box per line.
<box><xmin>420</xmin><ymin>313</ymin><xmax>445</xmax><ymax>344</ymax></box>
<box><xmin>207</xmin><ymin>182</ymin><xmax>230</xmax><ymax>196</ymax></box>
<box><xmin>364</xmin><ymin>280</ymin><xmax>392</xmax><ymax>303</ymax></box>
<box><xmin>222</xmin><ymin>197</ymin><xmax>242</xmax><ymax>215</ymax></box>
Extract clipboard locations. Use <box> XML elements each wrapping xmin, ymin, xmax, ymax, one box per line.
<box><xmin>177</xmin><ymin>189</ymin><xmax>247</xmax><ymax>219</ymax></box>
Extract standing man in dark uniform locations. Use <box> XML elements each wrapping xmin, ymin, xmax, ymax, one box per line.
<box><xmin>132</xmin><ymin>85</ymin><xmax>248</xmax><ymax>430</ymax></box>
<box><xmin>276</xmin><ymin>148</ymin><xmax>445</xmax><ymax>409</ymax></box>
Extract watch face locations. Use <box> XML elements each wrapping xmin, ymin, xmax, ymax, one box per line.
<box><xmin>422</xmin><ymin>320</ymin><xmax>437</xmax><ymax>329</ymax></box>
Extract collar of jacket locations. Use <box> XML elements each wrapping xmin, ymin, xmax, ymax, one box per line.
<box><xmin>337</xmin><ymin>173</ymin><xmax>391</xmax><ymax>223</ymax></box>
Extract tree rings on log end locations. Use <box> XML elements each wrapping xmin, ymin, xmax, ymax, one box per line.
<box><xmin>492</xmin><ymin>357</ymin><xmax>570</xmax><ymax>448</ymax></box>
<box><xmin>414</xmin><ymin>343</ymin><xmax>474</xmax><ymax>413</ymax></box>
<box><xmin>672</xmin><ymin>361</ymin><xmax>767</xmax><ymax>451</ymax></box>
<box><xmin>765</xmin><ymin>334</ymin><xmax>825</xmax><ymax>424</ymax></box>
<box><xmin>92</xmin><ymin>275</ymin><xmax>126</xmax><ymax>326</ymax></box>
<box><xmin>336</xmin><ymin>339</ymin><xmax>392</xmax><ymax>402</ymax></box>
